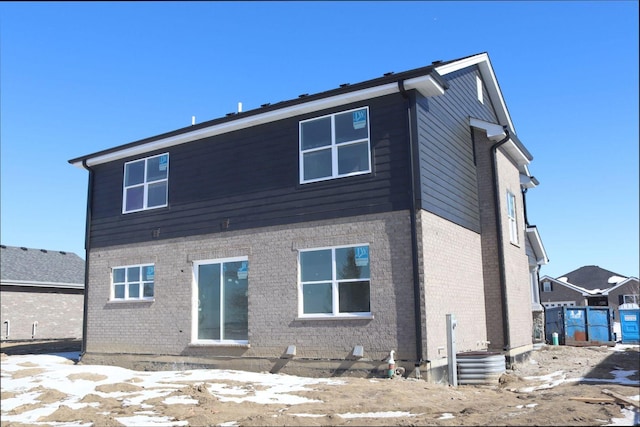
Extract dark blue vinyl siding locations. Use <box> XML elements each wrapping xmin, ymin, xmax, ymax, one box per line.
<box><xmin>415</xmin><ymin>66</ymin><xmax>499</xmax><ymax>232</ymax></box>
<box><xmin>89</xmin><ymin>94</ymin><xmax>412</xmax><ymax>248</ymax></box>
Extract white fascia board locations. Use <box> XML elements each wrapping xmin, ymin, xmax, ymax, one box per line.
<box><xmin>1</xmin><ymin>279</ymin><xmax>84</xmax><ymax>290</ymax></box>
<box><xmin>503</xmin><ymin>141</ymin><xmax>531</xmax><ymax>172</ymax></box>
<box><xmin>469</xmin><ymin>117</ymin><xmax>506</xmax><ymax>140</ymax></box>
<box><xmin>520</xmin><ymin>174</ymin><xmax>538</xmax><ymax>189</ymax></box>
<box><xmin>526</xmin><ymin>226</ymin><xmax>549</xmax><ymax>265</ymax></box>
<box><xmin>602</xmin><ymin>277</ymin><xmax>639</xmax><ymax>295</ymax></box>
<box><xmin>469</xmin><ymin>117</ymin><xmax>530</xmax><ymax>172</ymax></box>
<box><xmin>73</xmin><ymin>76</ymin><xmax>446</xmax><ymax>168</ymax></box>
<box><xmin>436</xmin><ymin>53</ymin><xmax>515</xmax><ymax>133</ymax></box>
<box><xmin>540</xmin><ymin>276</ymin><xmax>594</xmax><ymax>296</ymax></box>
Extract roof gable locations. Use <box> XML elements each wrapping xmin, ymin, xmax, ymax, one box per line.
<box><xmin>559</xmin><ymin>265</ymin><xmax>628</xmax><ymax>291</ymax></box>
<box><xmin>1</xmin><ymin>245</ymin><xmax>85</xmax><ymax>288</ymax></box>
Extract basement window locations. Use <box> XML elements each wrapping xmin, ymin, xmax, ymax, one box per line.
<box><xmin>123</xmin><ymin>153</ymin><xmax>169</xmax><ymax>213</ymax></box>
<box><xmin>299</xmin><ymin>107</ymin><xmax>371</xmax><ymax>184</ymax></box>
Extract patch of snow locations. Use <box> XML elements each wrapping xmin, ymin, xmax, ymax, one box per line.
<box><xmin>162</xmin><ymin>395</ymin><xmax>199</xmax><ymax>405</ymax></box>
<box><xmin>438</xmin><ymin>412</ymin><xmax>455</xmax><ymax>420</ymax></box>
<box><xmin>605</xmin><ymin>407</ymin><xmax>640</xmax><ymax>426</ymax></box>
<box><xmin>116</xmin><ymin>415</ymin><xmax>188</xmax><ymax>426</ymax></box>
<box><xmin>339</xmin><ymin>411</ymin><xmax>420</xmax><ymax>419</ymax></box>
<box><xmin>608</xmin><ymin>275</ymin><xmax>627</xmax><ymax>284</ymax></box>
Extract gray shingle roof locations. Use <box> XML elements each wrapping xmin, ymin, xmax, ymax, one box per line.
<box><xmin>0</xmin><ymin>245</ymin><xmax>85</xmax><ymax>288</ymax></box>
<box><xmin>559</xmin><ymin>265</ymin><xmax>627</xmax><ymax>291</ymax></box>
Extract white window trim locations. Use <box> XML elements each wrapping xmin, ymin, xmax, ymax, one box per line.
<box><xmin>297</xmin><ymin>243</ymin><xmax>372</xmax><ymax>319</ymax></box>
<box><xmin>476</xmin><ymin>75</ymin><xmax>484</xmax><ymax>104</ymax></box>
<box><xmin>542</xmin><ymin>281</ymin><xmax>552</xmax><ymax>293</ymax></box>
<box><xmin>191</xmin><ymin>256</ymin><xmax>249</xmax><ymax>346</ymax></box>
<box><xmin>299</xmin><ymin>106</ymin><xmax>371</xmax><ymax>184</ymax></box>
<box><xmin>623</xmin><ymin>294</ymin><xmax>639</xmax><ymax>305</ymax></box>
<box><xmin>110</xmin><ymin>263</ymin><xmax>155</xmax><ymax>302</ymax></box>
<box><xmin>507</xmin><ymin>190</ymin><xmax>519</xmax><ymax>245</ymax></box>
<box><xmin>122</xmin><ymin>153</ymin><xmax>169</xmax><ymax>214</ymax></box>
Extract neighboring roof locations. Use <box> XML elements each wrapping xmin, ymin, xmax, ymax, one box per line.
<box><xmin>540</xmin><ymin>265</ymin><xmax>639</xmax><ymax>297</ymax></box>
<box><xmin>560</xmin><ymin>265</ymin><xmax>629</xmax><ymax>292</ymax></box>
<box><xmin>539</xmin><ymin>276</ymin><xmax>593</xmax><ymax>296</ymax></box>
<box><xmin>603</xmin><ymin>277</ymin><xmax>640</xmax><ymax>296</ymax></box>
<box><xmin>69</xmin><ymin>52</ymin><xmax>528</xmax><ymax>169</ymax></box>
<box><xmin>1</xmin><ymin>245</ymin><xmax>85</xmax><ymax>289</ymax></box>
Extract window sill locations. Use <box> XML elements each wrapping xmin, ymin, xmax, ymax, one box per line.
<box><xmin>295</xmin><ymin>314</ymin><xmax>374</xmax><ymax>321</ymax></box>
<box><xmin>107</xmin><ymin>299</ymin><xmax>155</xmax><ymax>304</ymax></box>
<box><xmin>188</xmin><ymin>342</ymin><xmax>250</xmax><ymax>348</ymax></box>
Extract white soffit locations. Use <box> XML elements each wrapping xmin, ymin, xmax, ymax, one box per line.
<box><xmin>469</xmin><ymin>117</ymin><xmax>530</xmax><ymax>173</ymax></box>
<box><xmin>73</xmin><ymin>75</ymin><xmax>446</xmax><ymax>168</ymax></box>
<box><xmin>526</xmin><ymin>226</ymin><xmax>549</xmax><ymax>265</ymax></box>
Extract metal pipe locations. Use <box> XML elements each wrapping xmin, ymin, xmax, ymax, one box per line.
<box><xmin>80</xmin><ymin>159</ymin><xmax>94</xmax><ymax>359</ymax></box>
<box><xmin>398</xmin><ymin>80</ymin><xmax>425</xmax><ymax>370</ymax></box>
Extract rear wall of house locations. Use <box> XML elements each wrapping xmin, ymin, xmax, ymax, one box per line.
<box><xmin>84</xmin><ymin>211</ymin><xmax>417</xmax><ymax>369</ymax></box>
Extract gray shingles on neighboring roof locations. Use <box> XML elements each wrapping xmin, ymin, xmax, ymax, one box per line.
<box><xmin>560</xmin><ymin>265</ymin><xmax>627</xmax><ymax>291</ymax></box>
<box><xmin>1</xmin><ymin>245</ymin><xmax>85</xmax><ymax>287</ymax></box>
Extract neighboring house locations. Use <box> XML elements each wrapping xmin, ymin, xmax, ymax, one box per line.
<box><xmin>1</xmin><ymin>245</ymin><xmax>85</xmax><ymax>341</ymax></box>
<box><xmin>540</xmin><ymin>266</ymin><xmax>640</xmax><ymax>339</ymax></box>
<box><xmin>69</xmin><ymin>52</ymin><xmax>546</xmax><ymax>381</ymax></box>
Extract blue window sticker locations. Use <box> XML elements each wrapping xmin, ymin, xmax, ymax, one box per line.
<box><xmin>355</xmin><ymin>246</ymin><xmax>369</xmax><ymax>267</ymax></box>
<box><xmin>144</xmin><ymin>266</ymin><xmax>155</xmax><ymax>281</ymax></box>
<box><xmin>237</xmin><ymin>261</ymin><xmax>248</xmax><ymax>280</ymax></box>
<box><xmin>353</xmin><ymin>110</ymin><xmax>367</xmax><ymax>130</ymax></box>
<box><xmin>159</xmin><ymin>154</ymin><xmax>168</xmax><ymax>171</ymax></box>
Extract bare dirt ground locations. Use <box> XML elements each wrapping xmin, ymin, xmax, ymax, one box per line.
<box><xmin>1</xmin><ymin>341</ymin><xmax>639</xmax><ymax>426</ymax></box>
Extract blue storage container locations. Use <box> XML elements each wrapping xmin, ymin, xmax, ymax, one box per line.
<box><xmin>619</xmin><ymin>309</ymin><xmax>640</xmax><ymax>344</ymax></box>
<box><xmin>545</xmin><ymin>306</ymin><xmax>614</xmax><ymax>346</ymax></box>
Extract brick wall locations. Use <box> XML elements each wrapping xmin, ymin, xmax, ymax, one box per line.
<box><xmin>495</xmin><ymin>151</ymin><xmax>534</xmax><ymax>352</ymax></box>
<box><xmin>418</xmin><ymin>210</ymin><xmax>488</xmax><ymax>365</ymax></box>
<box><xmin>539</xmin><ymin>281</ymin><xmax>586</xmax><ymax>306</ymax></box>
<box><xmin>1</xmin><ymin>288</ymin><xmax>83</xmax><ymax>341</ymax></box>
<box><xmin>85</xmin><ymin>211</ymin><xmax>417</xmax><ymax>364</ymax></box>
<box><xmin>473</xmin><ymin>127</ymin><xmax>533</xmax><ymax>356</ymax></box>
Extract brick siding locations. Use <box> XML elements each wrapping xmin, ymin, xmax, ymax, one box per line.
<box><xmin>1</xmin><ymin>288</ymin><xmax>83</xmax><ymax>340</ymax></box>
<box><xmin>85</xmin><ymin>211</ymin><xmax>416</xmax><ymax>364</ymax></box>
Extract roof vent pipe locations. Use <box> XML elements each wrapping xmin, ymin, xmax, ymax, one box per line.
<box><xmin>191</xmin><ymin>116</ymin><xmax>196</xmax><ymax>126</ymax></box>
<box><xmin>237</xmin><ymin>102</ymin><xmax>243</xmax><ymax>113</ymax></box>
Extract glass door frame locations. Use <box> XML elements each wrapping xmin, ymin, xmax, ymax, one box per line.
<box><xmin>191</xmin><ymin>256</ymin><xmax>249</xmax><ymax>345</ymax></box>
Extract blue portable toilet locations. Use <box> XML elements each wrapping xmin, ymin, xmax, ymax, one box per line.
<box><xmin>619</xmin><ymin>308</ymin><xmax>640</xmax><ymax>344</ymax></box>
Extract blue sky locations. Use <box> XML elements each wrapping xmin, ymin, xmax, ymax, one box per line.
<box><xmin>1</xmin><ymin>1</ymin><xmax>638</xmax><ymax>279</ymax></box>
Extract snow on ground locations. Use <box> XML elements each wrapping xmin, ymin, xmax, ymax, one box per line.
<box><xmin>1</xmin><ymin>345</ymin><xmax>639</xmax><ymax>426</ymax></box>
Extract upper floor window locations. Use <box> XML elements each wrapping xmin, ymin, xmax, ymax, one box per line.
<box><xmin>123</xmin><ymin>153</ymin><xmax>169</xmax><ymax>213</ymax></box>
<box><xmin>112</xmin><ymin>264</ymin><xmax>155</xmax><ymax>301</ymax></box>
<box><xmin>507</xmin><ymin>191</ymin><xmax>519</xmax><ymax>244</ymax></box>
<box><xmin>298</xmin><ymin>244</ymin><xmax>371</xmax><ymax>318</ymax></box>
<box><xmin>542</xmin><ymin>280</ymin><xmax>552</xmax><ymax>293</ymax></box>
<box><xmin>299</xmin><ymin>107</ymin><xmax>371</xmax><ymax>184</ymax></box>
